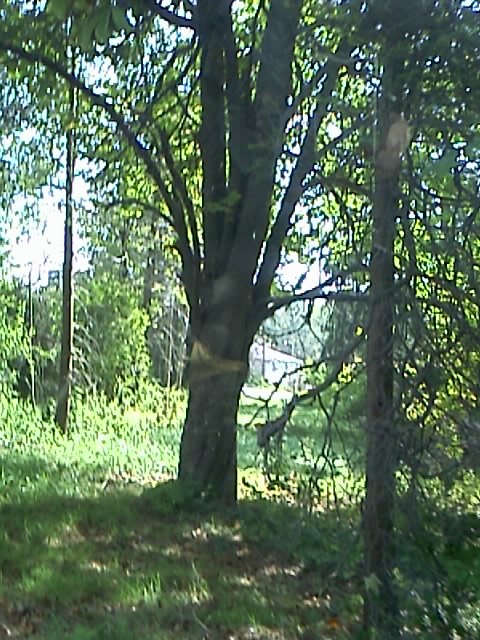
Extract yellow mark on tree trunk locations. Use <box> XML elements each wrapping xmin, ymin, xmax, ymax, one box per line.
<box><xmin>189</xmin><ymin>341</ymin><xmax>246</xmax><ymax>381</ymax></box>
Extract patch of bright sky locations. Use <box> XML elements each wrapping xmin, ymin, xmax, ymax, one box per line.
<box><xmin>5</xmin><ymin>25</ymin><xmax>344</xmax><ymax>293</ymax></box>
<box><xmin>278</xmin><ymin>255</ymin><xmax>322</xmax><ymax>293</ymax></box>
<box><xmin>276</xmin><ymin>119</ymin><xmax>341</xmax><ymax>293</ymax></box>
<box><xmin>6</xmin><ymin>158</ymin><xmax>91</xmax><ymax>287</ymax></box>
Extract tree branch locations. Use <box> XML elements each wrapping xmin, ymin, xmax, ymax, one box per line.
<box><xmin>267</xmin><ymin>289</ymin><xmax>367</xmax><ymax>316</ymax></box>
<box><xmin>158</xmin><ymin>126</ymin><xmax>201</xmax><ymax>262</ymax></box>
<box><xmin>256</xmin><ymin>334</ymin><xmax>365</xmax><ymax>448</ymax></box>
<box><xmin>227</xmin><ymin>0</ymin><xmax>303</xmax><ymax>282</ymax></box>
<box><xmin>141</xmin><ymin>0</ymin><xmax>195</xmax><ymax>29</ymax></box>
<box><xmin>197</xmin><ymin>0</ymin><xmax>229</xmax><ymax>276</ymax></box>
<box><xmin>0</xmin><ymin>41</ymin><xmax>197</xmax><ymax>290</ymax></box>
<box><xmin>223</xmin><ymin>10</ymin><xmax>249</xmax><ymax>186</ymax></box>
<box><xmin>217</xmin><ymin>6</ymin><xmax>252</xmax><ymax>267</ymax></box>
<box><xmin>255</xmin><ymin>42</ymin><xmax>352</xmax><ymax>302</ymax></box>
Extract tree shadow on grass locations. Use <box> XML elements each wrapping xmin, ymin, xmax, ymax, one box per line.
<box><xmin>0</xmin><ymin>453</ymin><xmax>361</xmax><ymax>639</ymax></box>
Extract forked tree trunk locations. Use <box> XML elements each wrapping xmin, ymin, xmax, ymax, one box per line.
<box><xmin>363</xmin><ymin>122</ymin><xmax>399</xmax><ymax>634</ymax></box>
<box><xmin>175</xmin><ymin>0</ymin><xmax>302</xmax><ymax>505</ymax></box>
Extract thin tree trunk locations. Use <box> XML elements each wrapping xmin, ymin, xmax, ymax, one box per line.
<box><xmin>363</xmin><ymin>130</ymin><xmax>399</xmax><ymax>635</ymax></box>
<box><xmin>55</xmin><ymin>72</ymin><xmax>75</xmax><ymax>432</ymax></box>
<box><xmin>27</xmin><ymin>269</ymin><xmax>35</xmax><ymax>405</ymax></box>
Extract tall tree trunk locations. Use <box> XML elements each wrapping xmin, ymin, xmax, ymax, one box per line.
<box><xmin>27</xmin><ymin>269</ymin><xmax>36</xmax><ymax>405</ymax></box>
<box><xmin>363</xmin><ymin>120</ymin><xmax>399</xmax><ymax>635</ymax></box>
<box><xmin>176</xmin><ymin>0</ymin><xmax>302</xmax><ymax>505</ymax></box>
<box><xmin>178</xmin><ymin>287</ymin><xmax>254</xmax><ymax>502</ymax></box>
<box><xmin>55</xmin><ymin>70</ymin><xmax>75</xmax><ymax>432</ymax></box>
<box><xmin>179</xmin><ymin>370</ymin><xmax>245</xmax><ymax>503</ymax></box>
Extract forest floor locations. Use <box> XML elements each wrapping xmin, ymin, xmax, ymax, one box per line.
<box><xmin>0</xmin><ymin>395</ymin><xmax>362</xmax><ymax>639</ymax></box>
<box><xmin>0</xmin><ymin>472</ymin><xmax>361</xmax><ymax>639</ymax></box>
<box><xmin>1</xmin><ymin>394</ymin><xmax>479</xmax><ymax>639</ymax></box>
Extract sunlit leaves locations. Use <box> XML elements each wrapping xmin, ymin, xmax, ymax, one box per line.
<box><xmin>46</xmin><ymin>0</ymin><xmax>69</xmax><ymax>21</ymax></box>
<box><xmin>428</xmin><ymin>148</ymin><xmax>458</xmax><ymax>179</ymax></box>
<box><xmin>46</xmin><ymin>0</ymin><xmax>134</xmax><ymax>50</ymax></box>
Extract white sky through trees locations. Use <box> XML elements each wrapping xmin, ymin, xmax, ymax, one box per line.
<box><xmin>5</xmin><ymin>179</ymin><xmax>90</xmax><ymax>287</ymax></box>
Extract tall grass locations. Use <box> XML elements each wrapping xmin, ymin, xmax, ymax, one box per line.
<box><xmin>0</xmin><ymin>386</ymin><xmax>185</xmax><ymax>502</ymax></box>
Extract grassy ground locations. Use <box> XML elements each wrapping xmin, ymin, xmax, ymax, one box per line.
<box><xmin>0</xmin><ymin>482</ymin><xmax>361</xmax><ymax>639</ymax></box>
<box><xmin>1</xmin><ymin>389</ymin><xmax>479</xmax><ymax>639</ymax></box>
<box><xmin>0</xmin><ymin>391</ymin><xmax>362</xmax><ymax>639</ymax></box>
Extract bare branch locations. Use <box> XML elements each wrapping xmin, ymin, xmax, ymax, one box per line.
<box><xmin>255</xmin><ymin>41</ymin><xmax>352</xmax><ymax>301</ymax></box>
<box><xmin>256</xmin><ymin>334</ymin><xmax>365</xmax><ymax>448</ymax></box>
<box><xmin>257</xmin><ymin>408</ymin><xmax>293</xmax><ymax>447</ymax></box>
<box><xmin>253</xmin><ymin>264</ymin><xmax>369</xmax><ymax>322</ymax></box>
<box><xmin>141</xmin><ymin>0</ymin><xmax>195</xmax><ymax>29</ymax></box>
<box><xmin>267</xmin><ymin>289</ymin><xmax>368</xmax><ymax>315</ymax></box>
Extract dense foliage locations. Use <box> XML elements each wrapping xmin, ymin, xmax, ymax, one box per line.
<box><xmin>0</xmin><ymin>0</ymin><xmax>479</xmax><ymax>637</ymax></box>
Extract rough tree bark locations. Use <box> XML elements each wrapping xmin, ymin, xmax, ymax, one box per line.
<box><xmin>363</xmin><ymin>107</ymin><xmax>400</xmax><ymax>634</ymax></box>
<box><xmin>179</xmin><ymin>371</ymin><xmax>245</xmax><ymax>504</ymax></box>
<box><xmin>177</xmin><ymin>0</ymin><xmax>304</xmax><ymax>502</ymax></box>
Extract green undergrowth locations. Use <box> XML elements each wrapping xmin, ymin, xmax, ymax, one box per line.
<box><xmin>0</xmin><ymin>391</ymin><xmax>479</xmax><ymax>639</ymax></box>
<box><xmin>0</xmin><ymin>393</ymin><xmax>182</xmax><ymax>501</ymax></box>
<box><xmin>0</xmin><ymin>392</ymin><xmax>363</xmax><ymax>639</ymax></box>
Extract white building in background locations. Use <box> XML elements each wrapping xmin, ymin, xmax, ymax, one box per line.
<box><xmin>249</xmin><ymin>338</ymin><xmax>304</xmax><ymax>388</ymax></box>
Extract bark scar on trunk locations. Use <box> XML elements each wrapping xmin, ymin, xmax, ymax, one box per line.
<box><xmin>188</xmin><ymin>340</ymin><xmax>247</xmax><ymax>382</ymax></box>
